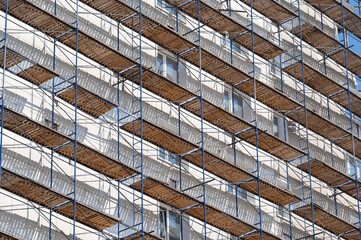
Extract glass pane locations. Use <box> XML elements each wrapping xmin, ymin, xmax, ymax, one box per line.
<box><xmin>273</xmin><ymin>117</ymin><xmax>279</xmax><ymax>137</ymax></box>
<box><xmin>169</xmin><ymin>211</ymin><xmax>181</xmax><ymax>240</ymax></box>
<box><xmin>236</xmin><ymin>187</ymin><xmax>247</xmax><ymax>199</ymax></box>
<box><xmin>227</xmin><ymin>182</ymin><xmax>233</xmax><ymax>193</ymax></box>
<box><xmin>169</xmin><ymin>154</ymin><xmax>180</xmax><ymax>166</ymax></box>
<box><xmin>164</xmin><ymin>1</ymin><xmax>176</xmax><ymax>15</ymax></box>
<box><xmin>159</xmin><ymin>208</ymin><xmax>167</xmax><ymax>239</ymax></box>
<box><xmin>224</xmin><ymin>91</ymin><xmax>229</xmax><ymax>111</ymax></box>
<box><xmin>233</xmin><ymin>94</ymin><xmax>243</xmax><ymax>118</ymax></box>
<box><xmin>157</xmin><ymin>54</ymin><xmax>164</xmax><ymax>75</ymax></box>
<box><xmin>159</xmin><ymin>148</ymin><xmax>166</xmax><ymax>159</ymax></box>
<box><xmin>166</xmin><ymin>56</ymin><xmax>178</xmax><ymax>82</ymax></box>
<box><xmin>157</xmin><ymin>0</ymin><xmax>162</xmax><ymax>8</ymax></box>
<box><xmin>348</xmin><ymin>158</ymin><xmax>356</xmax><ymax>177</ymax></box>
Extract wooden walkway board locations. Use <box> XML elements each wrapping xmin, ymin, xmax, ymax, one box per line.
<box><xmin>130</xmin><ymin>178</ymin><xmax>198</xmax><ymax>210</ymax></box>
<box><xmin>182</xmin><ymin>91</ymin><xmax>305</xmax><ymax>161</ymax></box>
<box><xmin>56</xmin><ymin>202</ymin><xmax>118</xmax><ymax>231</ymax></box>
<box><xmin>182</xmin><ymin>98</ymin><xmax>252</xmax><ymax>133</ymax></box>
<box><xmin>0</xmin><ymin>48</ymin><xmax>25</xmax><ymax>69</ymax></box>
<box><xmin>122</xmin><ymin>119</ymin><xmax>299</xmax><ymax>206</ymax></box>
<box><xmin>17</xmin><ymin>64</ymin><xmax>58</xmax><ymax>85</ymax></box>
<box><xmin>2</xmin><ymin>107</ymin><xmax>70</xmax><ymax>148</ymax></box>
<box><xmin>1</xmin><ymin>168</ymin><xmax>120</xmax><ymax>230</ymax></box>
<box><xmin>292</xmin><ymin>23</ymin><xmax>341</xmax><ymax>51</ymax></box>
<box><xmin>284</xmin><ymin>61</ymin><xmax>361</xmax><ymax>117</ymax></box>
<box><xmin>131</xmin><ymin>177</ymin><xmax>280</xmax><ymax>239</ymax></box>
<box><xmin>80</xmin><ymin>0</ymin><xmax>194</xmax><ymax>55</ymax></box>
<box><xmin>0</xmin><ymin>48</ymin><xmax>58</xmax><ymax>85</ymax></box>
<box><xmin>58</xmin><ymin>86</ymin><xmax>116</xmax><ymax>118</ymax></box>
<box><xmin>82</xmin><ymin>0</ymin><xmax>283</xmax><ymax>60</ymax></box>
<box><xmin>303</xmin><ymin>0</ymin><xmax>361</xmax><ymax>40</ymax></box>
<box><xmin>0</xmin><ymin>230</ymin><xmax>22</xmax><ymax>240</ymax></box>
<box><xmin>235</xmin><ymin>77</ymin><xmax>301</xmax><ymax>114</ymax></box>
<box><xmin>297</xmin><ymin>159</ymin><xmax>361</xmax><ymax>199</ymax></box>
<box><xmin>238</xmin><ymin>128</ymin><xmax>304</xmax><ymax>161</ymax></box>
<box><xmin>293</xmin><ymin>204</ymin><xmax>358</xmax><ymax>239</ymax></box>
<box><xmin>291</xmin><ymin>22</ymin><xmax>361</xmax><ymax>77</ymax></box>
<box><xmin>328</xmin><ymin>48</ymin><xmax>361</xmax><ymax>77</ymax></box>
<box><xmin>165</xmin><ymin>0</ymin><xmax>283</xmax><ymax>60</ymax></box>
<box><xmin>1</xmin><ymin>0</ymin><xmax>312</xmax><ymax>164</ymax></box>
<box><xmin>124</xmin><ymin>70</ymin><xmax>196</xmax><ymax>105</ymax></box>
<box><xmin>0</xmin><ymin>0</ymin><xmax>138</xmax><ymax>74</ymax></box>
<box><xmin>238</xmin><ymin>0</ymin><xmax>296</xmax><ymax>24</ymax></box>
<box><xmin>122</xmin><ymin>231</ymin><xmax>164</xmax><ymax>240</ymax></box>
<box><xmin>1</xmin><ymin>107</ymin><xmax>137</xmax><ymax>180</ymax></box>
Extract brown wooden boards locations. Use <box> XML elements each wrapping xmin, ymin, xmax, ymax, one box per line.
<box><xmin>122</xmin><ymin>231</ymin><xmax>164</xmax><ymax>240</ymax></box>
<box><xmin>240</xmin><ymin>0</ymin><xmax>296</xmax><ymax>23</ymax></box>
<box><xmin>293</xmin><ymin>204</ymin><xmax>360</xmax><ymax>239</ymax></box>
<box><xmin>292</xmin><ymin>23</ymin><xmax>342</xmax><ymax>51</ymax></box>
<box><xmin>0</xmin><ymin>230</ymin><xmax>21</xmax><ymax>240</ymax></box>
<box><xmin>1</xmin><ymin>168</ymin><xmax>120</xmax><ymax>230</ymax></box>
<box><xmin>284</xmin><ymin>61</ymin><xmax>361</xmax><ymax>117</ymax></box>
<box><xmin>302</xmin><ymin>0</ymin><xmax>361</xmax><ymax>40</ymax></box>
<box><xmin>1</xmin><ymin>107</ymin><xmax>137</xmax><ymax>180</ymax></box>
<box><xmin>80</xmin><ymin>0</ymin><xmax>282</xmax><ymax>60</ymax></box>
<box><xmin>58</xmin><ymin>85</ymin><xmax>116</xmax><ymax>118</ymax></box>
<box><xmin>328</xmin><ymin>48</ymin><xmax>361</xmax><ymax>77</ymax></box>
<box><xmin>0</xmin><ymin>48</ymin><xmax>58</xmax><ymax>85</ymax></box>
<box><xmin>0</xmin><ymin>48</ymin><xmax>25</xmax><ymax>69</ymax></box>
<box><xmin>122</xmin><ymin>118</ymin><xmax>300</xmax><ymax>206</ymax></box>
<box><xmin>297</xmin><ymin>158</ymin><xmax>361</xmax><ymax>199</ymax></box>
<box><xmin>130</xmin><ymin>177</ymin><xmax>281</xmax><ymax>239</ymax></box>
<box><xmin>167</xmin><ymin>0</ymin><xmax>283</xmax><ymax>60</ymax></box>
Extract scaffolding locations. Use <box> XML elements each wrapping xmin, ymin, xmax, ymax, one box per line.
<box><xmin>0</xmin><ymin>0</ymin><xmax>361</xmax><ymax>238</ymax></box>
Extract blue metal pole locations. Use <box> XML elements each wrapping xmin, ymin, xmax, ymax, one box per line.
<box><xmin>138</xmin><ymin>1</ymin><xmax>145</xmax><ymax>238</ymax></box>
<box><xmin>0</xmin><ymin>0</ymin><xmax>9</xmax><ymax>191</ymax></box>
<box><xmin>117</xmin><ymin>19</ymin><xmax>121</xmax><ymax>239</ymax></box>
<box><xmin>339</xmin><ymin>0</ymin><xmax>361</xmax><ymax>233</ymax></box>
<box><xmin>196</xmin><ymin>0</ymin><xmax>207</xmax><ymax>238</ymax></box>
<box><xmin>73</xmin><ymin>1</ymin><xmax>79</xmax><ymax>239</ymax></box>
<box><xmin>49</xmin><ymin>1</ymin><xmax>57</xmax><ymax>239</ymax></box>
<box><xmin>296</xmin><ymin>0</ymin><xmax>316</xmax><ymax>237</ymax></box>
<box><xmin>249</xmin><ymin>0</ymin><xmax>263</xmax><ymax>237</ymax></box>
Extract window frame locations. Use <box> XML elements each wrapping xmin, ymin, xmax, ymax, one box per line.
<box><xmin>158</xmin><ymin>207</ymin><xmax>182</xmax><ymax>240</ymax></box>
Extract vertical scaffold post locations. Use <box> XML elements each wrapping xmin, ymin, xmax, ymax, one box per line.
<box><xmin>196</xmin><ymin>0</ymin><xmax>207</xmax><ymax>238</ymax></box>
<box><xmin>340</xmin><ymin>0</ymin><xmax>361</xmax><ymax>234</ymax></box>
<box><xmin>249</xmin><ymin>0</ymin><xmax>263</xmax><ymax>237</ymax></box>
<box><xmin>295</xmin><ymin>0</ymin><xmax>316</xmax><ymax>238</ymax></box>
<box><xmin>117</xmin><ymin>21</ymin><xmax>121</xmax><ymax>240</ymax></box>
<box><xmin>49</xmin><ymin>1</ymin><xmax>57</xmax><ymax>239</ymax></box>
<box><xmin>0</xmin><ymin>0</ymin><xmax>9</xmax><ymax>189</ymax></box>
<box><xmin>73</xmin><ymin>0</ymin><xmax>80</xmax><ymax>239</ymax></box>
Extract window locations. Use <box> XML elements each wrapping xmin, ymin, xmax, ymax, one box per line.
<box><xmin>221</xmin><ymin>35</ymin><xmax>243</xmax><ymax>55</ymax></box>
<box><xmin>157</xmin><ymin>53</ymin><xmax>178</xmax><ymax>82</ymax></box>
<box><xmin>346</xmin><ymin>156</ymin><xmax>356</xmax><ymax>178</ymax></box>
<box><xmin>44</xmin><ymin>118</ymin><xmax>59</xmax><ymax>130</ymax></box>
<box><xmin>159</xmin><ymin>208</ymin><xmax>181</xmax><ymax>240</ymax></box>
<box><xmin>159</xmin><ymin>147</ymin><xmax>180</xmax><ymax>166</ymax></box>
<box><xmin>277</xmin><ymin>205</ymin><xmax>288</xmax><ymax>219</ymax></box>
<box><xmin>227</xmin><ymin>183</ymin><xmax>247</xmax><ymax>200</ymax></box>
<box><xmin>233</xmin><ymin>94</ymin><xmax>243</xmax><ymax>118</ymax></box>
<box><xmin>159</xmin><ymin>147</ymin><xmax>166</xmax><ymax>160</ymax></box>
<box><xmin>170</xmin><ymin>179</ymin><xmax>177</xmax><ymax>189</ymax></box>
<box><xmin>159</xmin><ymin>207</ymin><xmax>167</xmax><ymax>239</ymax></box>
<box><xmin>270</xmin><ymin>57</ymin><xmax>281</xmax><ymax>77</ymax></box>
<box><xmin>157</xmin><ymin>0</ymin><xmax>176</xmax><ymax>15</ymax></box>
<box><xmin>273</xmin><ymin>116</ymin><xmax>279</xmax><ymax>137</ymax></box>
<box><xmin>224</xmin><ymin>90</ymin><xmax>230</xmax><ymax>111</ymax></box>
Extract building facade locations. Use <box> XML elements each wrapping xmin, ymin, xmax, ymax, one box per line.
<box><xmin>0</xmin><ymin>0</ymin><xmax>361</xmax><ymax>239</ymax></box>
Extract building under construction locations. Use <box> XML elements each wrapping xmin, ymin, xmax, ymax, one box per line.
<box><xmin>0</xmin><ymin>0</ymin><xmax>361</xmax><ymax>238</ymax></box>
